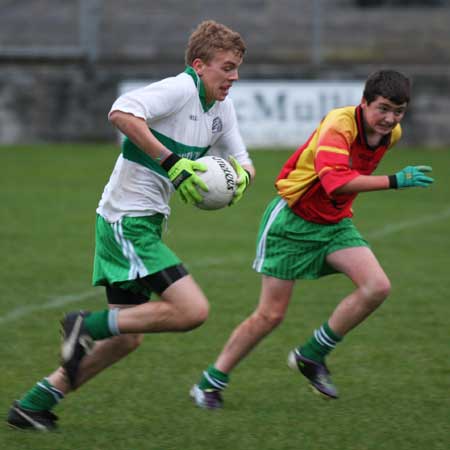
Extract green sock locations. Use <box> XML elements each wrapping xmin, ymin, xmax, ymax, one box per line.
<box><xmin>19</xmin><ymin>378</ymin><xmax>64</xmax><ymax>412</ymax></box>
<box><xmin>299</xmin><ymin>322</ymin><xmax>342</xmax><ymax>363</ymax></box>
<box><xmin>199</xmin><ymin>365</ymin><xmax>229</xmax><ymax>391</ymax></box>
<box><xmin>84</xmin><ymin>309</ymin><xmax>117</xmax><ymax>340</ymax></box>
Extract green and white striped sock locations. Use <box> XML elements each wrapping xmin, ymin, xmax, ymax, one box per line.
<box><xmin>19</xmin><ymin>378</ymin><xmax>64</xmax><ymax>412</ymax></box>
<box><xmin>198</xmin><ymin>365</ymin><xmax>229</xmax><ymax>391</ymax></box>
<box><xmin>299</xmin><ymin>322</ymin><xmax>342</xmax><ymax>363</ymax></box>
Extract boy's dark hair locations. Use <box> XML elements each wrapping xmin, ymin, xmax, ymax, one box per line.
<box><xmin>363</xmin><ymin>70</ymin><xmax>411</xmax><ymax>105</ymax></box>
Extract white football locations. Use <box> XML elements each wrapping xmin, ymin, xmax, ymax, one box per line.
<box><xmin>194</xmin><ymin>156</ymin><xmax>238</xmax><ymax>210</ymax></box>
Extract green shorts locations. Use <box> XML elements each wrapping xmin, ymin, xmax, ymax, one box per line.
<box><xmin>92</xmin><ymin>214</ymin><xmax>182</xmax><ymax>295</ymax></box>
<box><xmin>253</xmin><ymin>197</ymin><xmax>369</xmax><ymax>280</ymax></box>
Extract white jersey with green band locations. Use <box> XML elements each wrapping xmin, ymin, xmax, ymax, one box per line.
<box><xmin>97</xmin><ymin>66</ymin><xmax>252</xmax><ymax>222</ymax></box>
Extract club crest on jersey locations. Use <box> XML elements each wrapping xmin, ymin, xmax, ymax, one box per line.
<box><xmin>212</xmin><ymin>117</ymin><xmax>223</xmax><ymax>133</ymax></box>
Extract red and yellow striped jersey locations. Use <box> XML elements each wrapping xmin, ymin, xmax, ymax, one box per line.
<box><xmin>276</xmin><ymin>105</ymin><xmax>402</xmax><ymax>224</ymax></box>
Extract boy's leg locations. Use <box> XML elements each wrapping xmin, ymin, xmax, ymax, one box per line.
<box><xmin>326</xmin><ymin>246</ymin><xmax>391</xmax><ymax>335</ymax></box>
<box><xmin>291</xmin><ymin>246</ymin><xmax>391</xmax><ymax>399</ymax></box>
<box><xmin>192</xmin><ymin>276</ymin><xmax>295</xmax><ymax>409</ymax></box>
<box><xmin>9</xmin><ymin>272</ymin><xmax>209</xmax><ymax>430</ymax></box>
<box><xmin>54</xmin><ymin>306</ymin><xmax>145</xmax><ymax>392</ymax></box>
<box><xmin>116</xmin><ymin>274</ymin><xmax>209</xmax><ymax>333</ymax></box>
<box><xmin>61</xmin><ymin>273</ymin><xmax>209</xmax><ymax>389</ymax></box>
<box><xmin>7</xmin><ymin>302</ymin><xmax>144</xmax><ymax>431</ymax></box>
<box><xmin>215</xmin><ymin>276</ymin><xmax>295</xmax><ymax>373</ymax></box>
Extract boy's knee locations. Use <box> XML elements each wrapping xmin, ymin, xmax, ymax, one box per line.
<box><xmin>191</xmin><ymin>302</ymin><xmax>209</xmax><ymax>328</ymax></box>
<box><xmin>255</xmin><ymin>308</ymin><xmax>286</xmax><ymax>330</ymax></box>
<box><xmin>374</xmin><ymin>276</ymin><xmax>391</xmax><ymax>300</ymax></box>
<box><xmin>114</xmin><ymin>333</ymin><xmax>144</xmax><ymax>354</ymax></box>
<box><xmin>363</xmin><ymin>276</ymin><xmax>391</xmax><ymax>306</ymax></box>
<box><xmin>180</xmin><ymin>300</ymin><xmax>209</xmax><ymax>331</ymax></box>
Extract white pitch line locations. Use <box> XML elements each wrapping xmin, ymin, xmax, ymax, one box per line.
<box><xmin>365</xmin><ymin>206</ymin><xmax>450</xmax><ymax>240</ymax></box>
<box><xmin>1</xmin><ymin>207</ymin><xmax>449</xmax><ymax>325</ymax></box>
<box><xmin>0</xmin><ymin>290</ymin><xmax>99</xmax><ymax>324</ymax></box>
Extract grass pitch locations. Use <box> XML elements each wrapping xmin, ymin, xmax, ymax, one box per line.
<box><xmin>0</xmin><ymin>144</ymin><xmax>449</xmax><ymax>450</ymax></box>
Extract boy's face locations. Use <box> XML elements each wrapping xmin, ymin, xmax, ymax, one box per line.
<box><xmin>192</xmin><ymin>50</ymin><xmax>243</xmax><ymax>103</ymax></box>
<box><xmin>361</xmin><ymin>95</ymin><xmax>408</xmax><ymax>136</ymax></box>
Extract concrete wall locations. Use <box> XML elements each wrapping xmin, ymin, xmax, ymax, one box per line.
<box><xmin>1</xmin><ymin>0</ymin><xmax>449</xmax><ymax>147</ymax></box>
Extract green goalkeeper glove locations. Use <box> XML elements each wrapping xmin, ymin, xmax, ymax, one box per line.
<box><xmin>161</xmin><ymin>153</ymin><xmax>208</xmax><ymax>204</ymax></box>
<box><xmin>389</xmin><ymin>165</ymin><xmax>434</xmax><ymax>189</ymax></box>
<box><xmin>229</xmin><ymin>156</ymin><xmax>251</xmax><ymax>206</ymax></box>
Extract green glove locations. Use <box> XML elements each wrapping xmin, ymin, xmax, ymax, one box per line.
<box><xmin>390</xmin><ymin>165</ymin><xmax>434</xmax><ymax>189</ymax></box>
<box><xmin>161</xmin><ymin>154</ymin><xmax>208</xmax><ymax>204</ymax></box>
<box><xmin>229</xmin><ymin>156</ymin><xmax>251</xmax><ymax>205</ymax></box>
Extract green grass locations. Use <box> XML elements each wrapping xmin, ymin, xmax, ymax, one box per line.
<box><xmin>1</xmin><ymin>144</ymin><xmax>449</xmax><ymax>450</ymax></box>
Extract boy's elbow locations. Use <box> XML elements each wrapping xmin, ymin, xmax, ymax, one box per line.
<box><xmin>108</xmin><ymin>110</ymin><xmax>121</xmax><ymax>126</ymax></box>
<box><xmin>332</xmin><ymin>185</ymin><xmax>346</xmax><ymax>195</ymax></box>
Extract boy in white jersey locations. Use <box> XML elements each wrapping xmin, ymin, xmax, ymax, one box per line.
<box><xmin>7</xmin><ymin>20</ymin><xmax>255</xmax><ymax>431</ymax></box>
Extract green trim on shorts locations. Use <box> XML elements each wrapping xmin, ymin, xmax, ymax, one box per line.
<box><xmin>253</xmin><ymin>197</ymin><xmax>369</xmax><ymax>280</ymax></box>
<box><xmin>92</xmin><ymin>214</ymin><xmax>182</xmax><ymax>296</ymax></box>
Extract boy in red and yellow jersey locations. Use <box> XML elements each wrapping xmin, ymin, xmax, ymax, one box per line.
<box><xmin>192</xmin><ymin>70</ymin><xmax>434</xmax><ymax>407</ymax></box>
<box><xmin>276</xmin><ymin>101</ymin><xmax>402</xmax><ymax>224</ymax></box>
